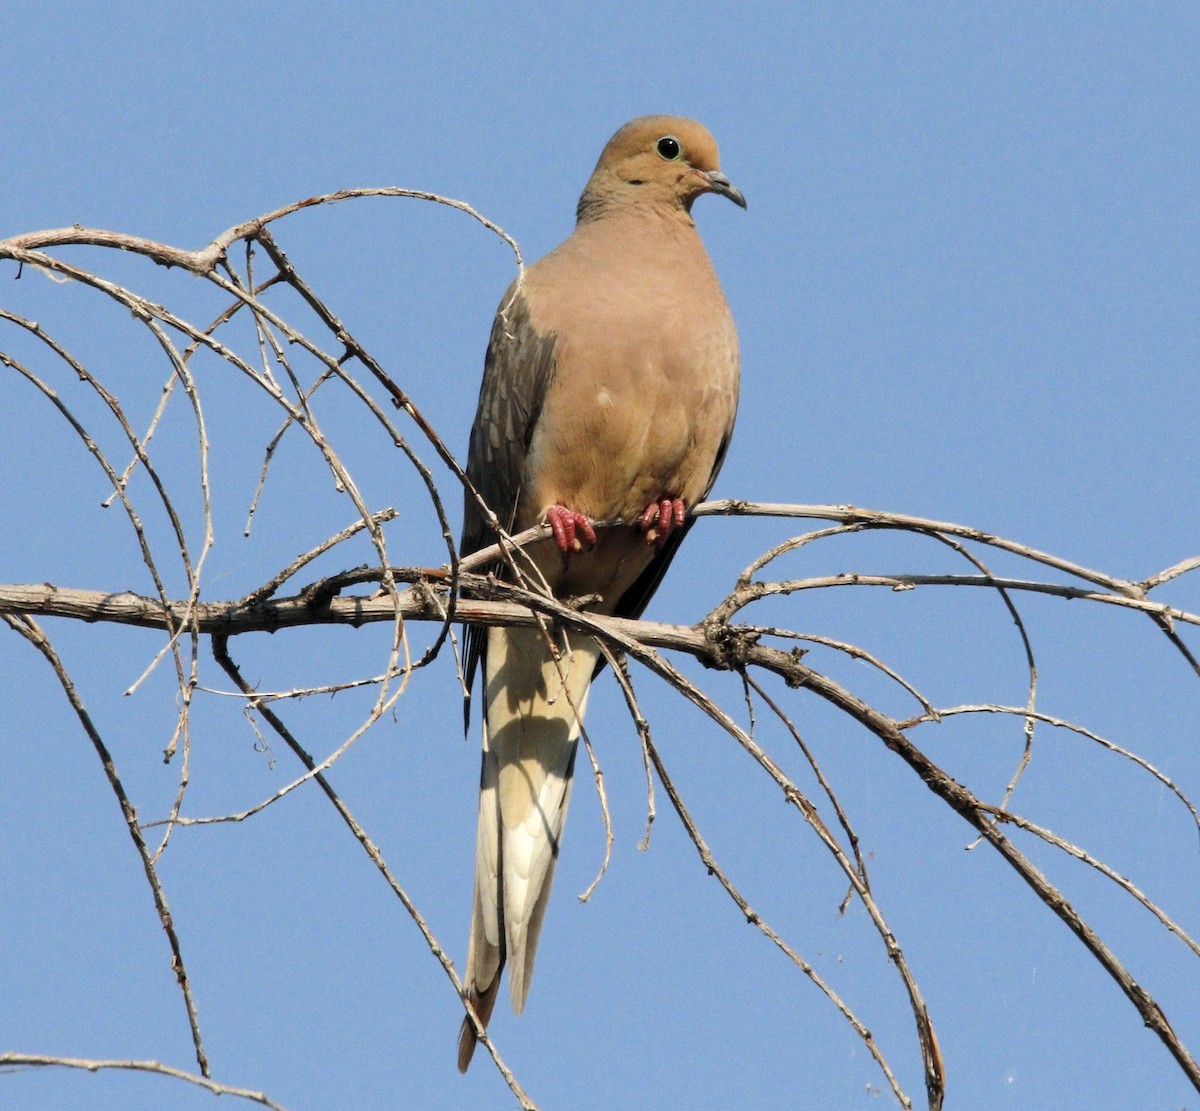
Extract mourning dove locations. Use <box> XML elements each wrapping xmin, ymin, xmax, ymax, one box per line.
<box><xmin>457</xmin><ymin>115</ymin><xmax>744</xmax><ymax>1071</ymax></box>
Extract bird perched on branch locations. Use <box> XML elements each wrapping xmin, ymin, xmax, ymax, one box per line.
<box><xmin>457</xmin><ymin>115</ymin><xmax>744</xmax><ymax>1071</ymax></box>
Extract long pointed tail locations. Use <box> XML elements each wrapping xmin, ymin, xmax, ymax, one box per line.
<box><xmin>457</xmin><ymin>624</ymin><xmax>600</xmax><ymax>1071</ymax></box>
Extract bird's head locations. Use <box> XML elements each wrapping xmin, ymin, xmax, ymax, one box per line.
<box><xmin>577</xmin><ymin>115</ymin><xmax>746</xmax><ymax>221</ymax></box>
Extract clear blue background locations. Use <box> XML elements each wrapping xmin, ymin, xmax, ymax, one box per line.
<box><xmin>2</xmin><ymin>4</ymin><xmax>1198</xmax><ymax>1109</ymax></box>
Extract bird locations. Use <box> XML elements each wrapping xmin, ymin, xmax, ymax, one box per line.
<box><xmin>456</xmin><ymin>115</ymin><xmax>744</xmax><ymax>1072</ymax></box>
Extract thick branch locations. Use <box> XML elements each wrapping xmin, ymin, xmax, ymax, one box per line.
<box><xmin>0</xmin><ymin>579</ymin><xmax>806</xmax><ymax>681</ymax></box>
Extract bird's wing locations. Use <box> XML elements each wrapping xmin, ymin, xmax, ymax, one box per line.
<box><xmin>460</xmin><ymin>285</ymin><xmax>557</xmax><ymax>713</ymax></box>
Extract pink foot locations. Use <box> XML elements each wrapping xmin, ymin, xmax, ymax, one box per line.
<box><xmin>546</xmin><ymin>504</ymin><xmax>597</xmax><ymax>556</ymax></box>
<box><xmin>639</xmin><ymin>497</ymin><xmax>687</xmax><ymax>545</ymax></box>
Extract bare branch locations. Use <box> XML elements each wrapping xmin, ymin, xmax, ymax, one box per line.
<box><xmin>3</xmin><ymin>616</ymin><xmax>209</xmax><ymax>1077</ymax></box>
<box><xmin>5</xmin><ymin>193</ymin><xmax>1197</xmax><ymax>1109</ymax></box>
<box><xmin>210</xmin><ymin>636</ymin><xmax>540</xmax><ymax>1110</ymax></box>
<box><xmin>0</xmin><ymin>1054</ymin><xmax>288</xmax><ymax>1110</ymax></box>
<box><xmin>0</xmin><ymin>186</ymin><xmax>523</xmax><ymax>275</ymax></box>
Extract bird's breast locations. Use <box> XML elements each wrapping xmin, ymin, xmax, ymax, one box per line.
<box><xmin>525</xmin><ymin>308</ymin><xmax>737</xmax><ymax>524</ymax></box>
<box><xmin>514</xmin><ymin>217</ymin><xmax>739</xmax><ymax>532</ymax></box>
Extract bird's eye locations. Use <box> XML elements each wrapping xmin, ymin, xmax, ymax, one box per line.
<box><xmin>656</xmin><ymin>135</ymin><xmax>682</xmax><ymax>161</ymax></box>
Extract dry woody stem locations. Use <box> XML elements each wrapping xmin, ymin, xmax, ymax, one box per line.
<box><xmin>4</xmin><ymin>197</ymin><xmax>1199</xmax><ymax>1110</ymax></box>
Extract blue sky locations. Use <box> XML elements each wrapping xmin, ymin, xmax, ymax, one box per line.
<box><xmin>2</xmin><ymin>4</ymin><xmax>1199</xmax><ymax>1109</ymax></box>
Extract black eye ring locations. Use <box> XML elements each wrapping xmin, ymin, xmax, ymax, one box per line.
<box><xmin>656</xmin><ymin>135</ymin><xmax>682</xmax><ymax>161</ymax></box>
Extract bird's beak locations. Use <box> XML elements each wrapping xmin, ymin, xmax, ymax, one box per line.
<box><xmin>701</xmin><ymin>169</ymin><xmax>747</xmax><ymax>209</ymax></box>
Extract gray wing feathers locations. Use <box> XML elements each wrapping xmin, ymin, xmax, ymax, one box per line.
<box><xmin>460</xmin><ymin>287</ymin><xmax>558</xmax><ymax>712</ymax></box>
<box><xmin>461</xmin><ymin>286</ymin><xmax>557</xmax><ymax>564</ymax></box>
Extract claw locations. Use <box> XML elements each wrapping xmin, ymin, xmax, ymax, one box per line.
<box><xmin>640</xmin><ymin>496</ymin><xmax>687</xmax><ymax>545</ymax></box>
<box><xmin>546</xmin><ymin>505</ymin><xmax>597</xmax><ymax>557</ymax></box>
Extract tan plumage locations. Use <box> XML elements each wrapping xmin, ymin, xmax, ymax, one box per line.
<box><xmin>457</xmin><ymin>115</ymin><xmax>744</xmax><ymax>1071</ymax></box>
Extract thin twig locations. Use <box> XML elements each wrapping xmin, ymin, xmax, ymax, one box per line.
<box><xmin>0</xmin><ymin>1054</ymin><xmax>288</xmax><ymax>1110</ymax></box>
<box><xmin>3</xmin><ymin>616</ymin><xmax>209</xmax><ymax>1077</ymax></box>
<box><xmin>210</xmin><ymin>635</ymin><xmax>539</xmax><ymax>1110</ymax></box>
<box><xmin>639</xmin><ymin>725</ymin><xmax>918</xmax><ymax>1110</ymax></box>
<box><xmin>603</xmin><ymin>650</ymin><xmax>658</xmax><ymax>851</ymax></box>
<box><xmin>744</xmin><ymin>674</ymin><xmax>871</xmax><ymax>897</ymax></box>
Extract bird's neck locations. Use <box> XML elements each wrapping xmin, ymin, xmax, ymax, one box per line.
<box><xmin>575</xmin><ymin>187</ymin><xmax>696</xmax><ymax>230</ymax></box>
<box><xmin>559</xmin><ymin>204</ymin><xmax>709</xmax><ymax>279</ymax></box>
